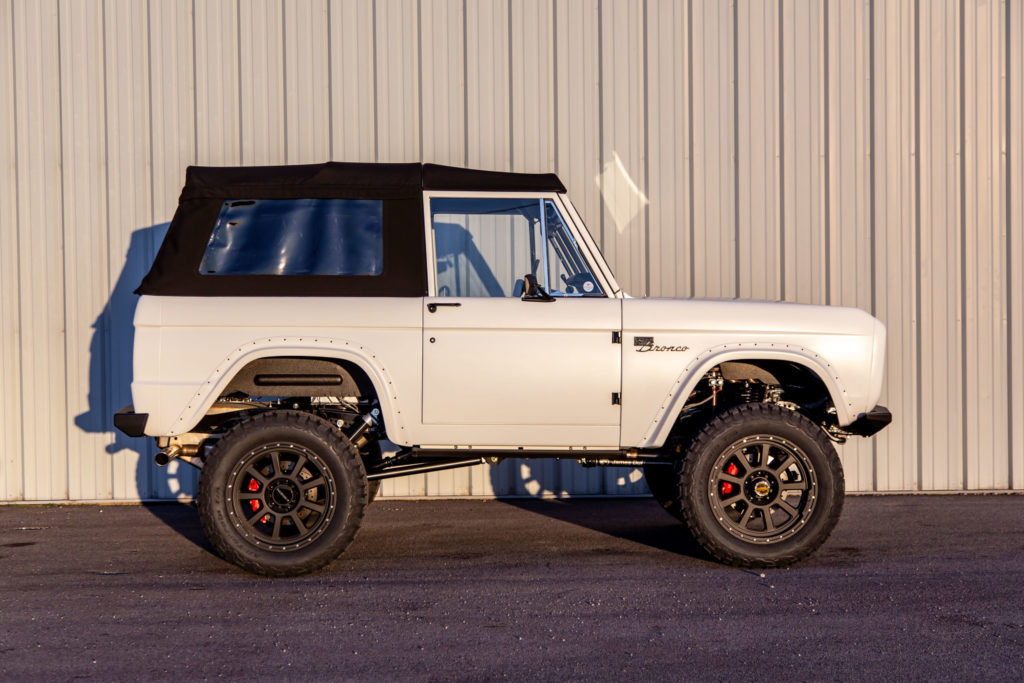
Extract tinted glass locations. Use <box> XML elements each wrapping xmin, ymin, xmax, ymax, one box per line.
<box><xmin>200</xmin><ymin>199</ymin><xmax>383</xmax><ymax>276</ymax></box>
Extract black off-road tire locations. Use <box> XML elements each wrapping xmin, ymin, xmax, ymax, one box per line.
<box><xmin>676</xmin><ymin>403</ymin><xmax>844</xmax><ymax>568</ymax></box>
<box><xmin>197</xmin><ymin>410</ymin><xmax>368</xmax><ymax>577</ymax></box>
<box><xmin>643</xmin><ymin>463</ymin><xmax>685</xmax><ymax>522</ymax></box>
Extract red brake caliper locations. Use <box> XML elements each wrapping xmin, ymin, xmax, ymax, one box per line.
<box><xmin>247</xmin><ymin>479</ymin><xmax>266</xmax><ymax>520</ymax></box>
<box><xmin>721</xmin><ymin>463</ymin><xmax>739</xmax><ymax>495</ymax></box>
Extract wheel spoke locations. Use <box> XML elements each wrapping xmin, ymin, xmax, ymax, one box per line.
<box><xmin>238</xmin><ymin>492</ymin><xmax>261</xmax><ymax>501</ymax></box>
<box><xmin>719</xmin><ymin>473</ymin><xmax>744</xmax><ymax>486</ymax></box>
<box><xmin>757</xmin><ymin>443</ymin><xmax>769</xmax><ymax>467</ymax></box>
<box><xmin>737</xmin><ymin>506</ymin><xmax>755</xmax><ymax>530</ymax></box>
<box><xmin>287</xmin><ymin>513</ymin><xmax>308</xmax><ymax>533</ymax></box>
<box><xmin>761</xmin><ymin>506</ymin><xmax>776</xmax><ymax>532</ymax></box>
<box><xmin>301</xmin><ymin>476</ymin><xmax>325</xmax><ymax>492</ymax></box>
<box><xmin>290</xmin><ymin>454</ymin><xmax>308</xmax><ymax>480</ymax></box>
<box><xmin>245</xmin><ymin>469</ymin><xmax>268</xmax><ymax>486</ymax></box>
<box><xmin>777</xmin><ymin>498</ymin><xmax>800</xmax><ymax>518</ymax></box>
<box><xmin>780</xmin><ymin>480</ymin><xmax>807</xmax><ymax>492</ymax></box>
<box><xmin>773</xmin><ymin>453</ymin><xmax>796</xmax><ymax>473</ymax></box>
<box><xmin>300</xmin><ymin>500</ymin><xmax>325</xmax><ymax>514</ymax></box>
<box><xmin>271</xmin><ymin>451</ymin><xmax>283</xmax><ymax>477</ymax></box>
<box><xmin>242</xmin><ymin>509</ymin><xmax>263</xmax><ymax>528</ymax></box>
<box><xmin>271</xmin><ymin>514</ymin><xmax>284</xmax><ymax>540</ymax></box>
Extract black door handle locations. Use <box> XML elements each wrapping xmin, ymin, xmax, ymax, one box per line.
<box><xmin>427</xmin><ymin>302</ymin><xmax>462</xmax><ymax>313</ymax></box>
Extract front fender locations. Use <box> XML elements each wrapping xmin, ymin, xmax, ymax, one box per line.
<box><xmin>634</xmin><ymin>344</ymin><xmax>853</xmax><ymax>449</ymax></box>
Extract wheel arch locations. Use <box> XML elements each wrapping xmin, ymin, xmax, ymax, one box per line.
<box><xmin>220</xmin><ymin>355</ymin><xmax>377</xmax><ymax>399</ymax></box>
<box><xmin>167</xmin><ymin>337</ymin><xmax>408</xmax><ymax>442</ymax></box>
<box><xmin>641</xmin><ymin>344</ymin><xmax>852</xmax><ymax>449</ymax></box>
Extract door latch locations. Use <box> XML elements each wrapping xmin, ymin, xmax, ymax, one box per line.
<box><xmin>427</xmin><ymin>302</ymin><xmax>462</xmax><ymax>313</ymax></box>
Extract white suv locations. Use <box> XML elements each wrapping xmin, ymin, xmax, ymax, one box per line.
<box><xmin>114</xmin><ymin>162</ymin><xmax>890</xmax><ymax>576</ymax></box>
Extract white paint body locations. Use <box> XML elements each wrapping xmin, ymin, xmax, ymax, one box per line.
<box><xmin>130</xmin><ymin>194</ymin><xmax>887</xmax><ymax>451</ymax></box>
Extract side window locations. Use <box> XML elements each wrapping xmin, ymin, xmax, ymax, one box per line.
<box><xmin>429</xmin><ymin>197</ymin><xmax>604</xmax><ymax>298</ymax></box>
<box><xmin>200</xmin><ymin>198</ymin><xmax>383</xmax><ymax>276</ymax></box>
<box><xmin>430</xmin><ymin>198</ymin><xmax>541</xmax><ymax>297</ymax></box>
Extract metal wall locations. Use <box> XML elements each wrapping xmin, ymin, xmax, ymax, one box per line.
<box><xmin>0</xmin><ymin>0</ymin><xmax>1020</xmax><ymax>501</ymax></box>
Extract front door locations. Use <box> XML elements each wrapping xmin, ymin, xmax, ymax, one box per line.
<box><xmin>420</xmin><ymin>195</ymin><xmax>621</xmax><ymax>449</ymax></box>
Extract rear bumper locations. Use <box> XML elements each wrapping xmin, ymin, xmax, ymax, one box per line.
<box><xmin>113</xmin><ymin>405</ymin><xmax>149</xmax><ymax>438</ymax></box>
<box><xmin>845</xmin><ymin>405</ymin><xmax>892</xmax><ymax>437</ymax></box>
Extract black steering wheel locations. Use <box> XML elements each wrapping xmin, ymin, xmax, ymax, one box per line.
<box><xmin>562</xmin><ymin>272</ymin><xmax>597</xmax><ymax>295</ymax></box>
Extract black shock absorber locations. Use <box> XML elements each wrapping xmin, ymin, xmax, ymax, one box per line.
<box><xmin>347</xmin><ymin>408</ymin><xmax>381</xmax><ymax>449</ymax></box>
<box><xmin>734</xmin><ymin>380</ymin><xmax>767</xmax><ymax>404</ymax></box>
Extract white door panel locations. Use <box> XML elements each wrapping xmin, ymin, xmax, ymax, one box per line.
<box><xmin>423</xmin><ymin>298</ymin><xmax>621</xmax><ymax>435</ymax></box>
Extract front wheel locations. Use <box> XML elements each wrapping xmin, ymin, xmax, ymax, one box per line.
<box><xmin>197</xmin><ymin>410</ymin><xmax>368</xmax><ymax>577</ymax></box>
<box><xmin>677</xmin><ymin>403</ymin><xmax>844</xmax><ymax>568</ymax></box>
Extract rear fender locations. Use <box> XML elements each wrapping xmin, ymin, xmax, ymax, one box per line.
<box><xmin>166</xmin><ymin>337</ymin><xmax>407</xmax><ymax>441</ymax></box>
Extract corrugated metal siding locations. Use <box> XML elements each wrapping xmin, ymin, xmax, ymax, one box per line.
<box><xmin>0</xmin><ymin>0</ymin><xmax>1019</xmax><ymax>501</ymax></box>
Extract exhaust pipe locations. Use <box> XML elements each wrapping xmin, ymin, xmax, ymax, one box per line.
<box><xmin>154</xmin><ymin>444</ymin><xmax>199</xmax><ymax>467</ymax></box>
<box><xmin>153</xmin><ymin>446</ymin><xmax>179</xmax><ymax>467</ymax></box>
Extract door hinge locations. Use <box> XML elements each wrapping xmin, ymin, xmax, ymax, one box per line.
<box><xmin>612</xmin><ymin>331</ymin><xmax>621</xmax><ymax>344</ymax></box>
<box><xmin>611</xmin><ymin>392</ymin><xmax>621</xmax><ymax>405</ymax></box>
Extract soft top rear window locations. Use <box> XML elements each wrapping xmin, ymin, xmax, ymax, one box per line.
<box><xmin>199</xmin><ymin>198</ymin><xmax>383</xmax><ymax>276</ymax></box>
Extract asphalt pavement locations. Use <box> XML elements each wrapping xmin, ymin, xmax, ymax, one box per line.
<box><xmin>1</xmin><ymin>495</ymin><xmax>1022</xmax><ymax>681</ymax></box>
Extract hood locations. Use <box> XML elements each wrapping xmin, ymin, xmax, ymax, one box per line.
<box><xmin>622</xmin><ymin>298</ymin><xmax>880</xmax><ymax>338</ymax></box>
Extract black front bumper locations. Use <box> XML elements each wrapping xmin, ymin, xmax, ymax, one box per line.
<box><xmin>113</xmin><ymin>405</ymin><xmax>149</xmax><ymax>438</ymax></box>
<box><xmin>845</xmin><ymin>405</ymin><xmax>892</xmax><ymax>437</ymax></box>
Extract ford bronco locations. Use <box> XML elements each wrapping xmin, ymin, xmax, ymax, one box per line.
<box><xmin>114</xmin><ymin>162</ymin><xmax>890</xmax><ymax>576</ymax></box>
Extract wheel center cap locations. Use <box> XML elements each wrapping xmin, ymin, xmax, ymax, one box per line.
<box><xmin>744</xmin><ymin>471</ymin><xmax>778</xmax><ymax>503</ymax></box>
<box><xmin>265</xmin><ymin>479</ymin><xmax>299</xmax><ymax>513</ymax></box>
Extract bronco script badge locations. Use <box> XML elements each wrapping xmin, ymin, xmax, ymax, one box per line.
<box><xmin>634</xmin><ymin>336</ymin><xmax>689</xmax><ymax>353</ymax></box>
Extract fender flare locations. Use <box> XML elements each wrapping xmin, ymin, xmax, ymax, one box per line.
<box><xmin>167</xmin><ymin>336</ymin><xmax>407</xmax><ymax>441</ymax></box>
<box><xmin>639</xmin><ymin>343</ymin><xmax>852</xmax><ymax>449</ymax></box>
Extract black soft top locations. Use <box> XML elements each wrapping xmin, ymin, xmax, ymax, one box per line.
<box><xmin>180</xmin><ymin>162</ymin><xmax>566</xmax><ymax>199</ymax></box>
<box><xmin>137</xmin><ymin>162</ymin><xmax>566</xmax><ymax>297</ymax></box>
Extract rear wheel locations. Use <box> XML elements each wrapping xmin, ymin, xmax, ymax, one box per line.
<box><xmin>677</xmin><ymin>403</ymin><xmax>844</xmax><ymax>568</ymax></box>
<box><xmin>198</xmin><ymin>410</ymin><xmax>367</xmax><ymax>577</ymax></box>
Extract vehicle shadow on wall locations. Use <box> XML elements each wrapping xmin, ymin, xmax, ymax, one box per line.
<box><xmin>488</xmin><ymin>460</ymin><xmax>708</xmax><ymax>560</ymax></box>
<box><xmin>74</xmin><ymin>223</ymin><xmax>200</xmax><ymax>508</ymax></box>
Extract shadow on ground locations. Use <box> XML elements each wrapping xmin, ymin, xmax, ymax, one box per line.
<box><xmin>140</xmin><ymin>502</ymin><xmax>215</xmax><ymax>556</ymax></box>
<box><xmin>498</xmin><ymin>497</ymin><xmax>710</xmax><ymax>562</ymax></box>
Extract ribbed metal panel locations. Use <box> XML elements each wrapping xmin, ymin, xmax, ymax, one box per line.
<box><xmin>1</xmin><ymin>0</ymin><xmax>21</xmax><ymax>502</ymax></box>
<box><xmin>240</xmin><ymin>0</ymin><xmax>285</xmax><ymax>165</ymax></box>
<box><xmin>871</xmin><ymin>0</ymin><xmax>909</xmax><ymax>491</ymax></box>
<box><xmin>0</xmin><ymin>0</ymin><xmax>1019</xmax><ymax>501</ymax></box>
<box><xmin>11</xmin><ymin>0</ymin><xmax>67</xmax><ymax>501</ymax></box>
<box><xmin>1012</xmin><ymin>0</ymin><xmax>1023</xmax><ymax>491</ymax></box>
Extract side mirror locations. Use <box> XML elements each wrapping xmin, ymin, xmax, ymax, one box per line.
<box><xmin>522</xmin><ymin>273</ymin><xmax>555</xmax><ymax>302</ymax></box>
